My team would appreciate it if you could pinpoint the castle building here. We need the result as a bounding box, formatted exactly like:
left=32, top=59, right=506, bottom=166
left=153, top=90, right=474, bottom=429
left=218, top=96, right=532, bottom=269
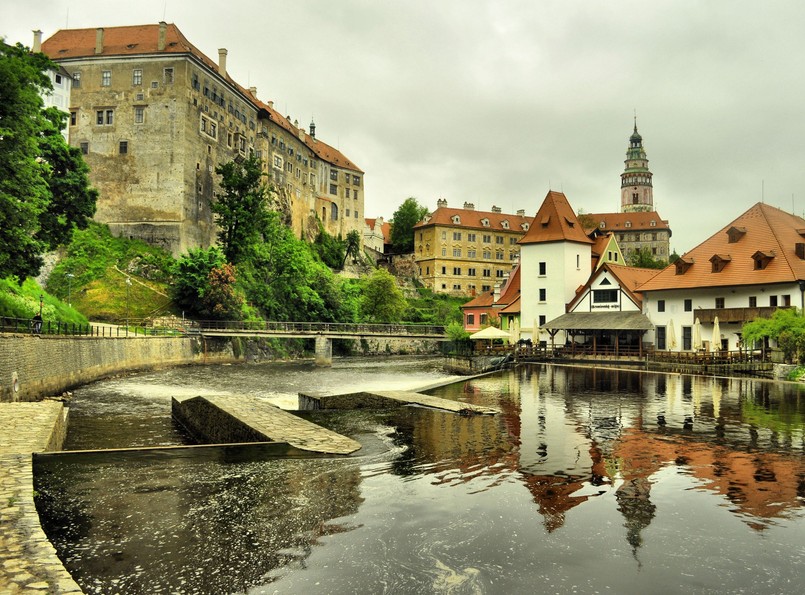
left=413, top=199, right=532, bottom=296
left=40, top=23, right=364, bottom=255
left=583, top=122, right=672, bottom=261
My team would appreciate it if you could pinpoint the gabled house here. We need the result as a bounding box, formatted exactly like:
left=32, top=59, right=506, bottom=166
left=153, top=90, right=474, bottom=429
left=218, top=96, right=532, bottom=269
left=542, top=263, right=657, bottom=354
left=638, top=202, right=805, bottom=352
left=519, top=191, right=593, bottom=344
left=461, top=265, right=520, bottom=333
left=591, top=232, right=625, bottom=270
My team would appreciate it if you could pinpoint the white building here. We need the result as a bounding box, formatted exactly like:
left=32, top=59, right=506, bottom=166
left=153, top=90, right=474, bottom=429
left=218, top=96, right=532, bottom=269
left=638, top=202, right=805, bottom=352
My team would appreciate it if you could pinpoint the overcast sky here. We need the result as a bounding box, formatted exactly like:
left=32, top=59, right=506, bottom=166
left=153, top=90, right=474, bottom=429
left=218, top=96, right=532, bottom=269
left=3, top=0, right=805, bottom=254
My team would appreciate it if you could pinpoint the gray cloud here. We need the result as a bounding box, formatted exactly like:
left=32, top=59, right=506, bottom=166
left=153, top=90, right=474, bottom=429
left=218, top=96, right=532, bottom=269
left=4, top=0, right=805, bottom=253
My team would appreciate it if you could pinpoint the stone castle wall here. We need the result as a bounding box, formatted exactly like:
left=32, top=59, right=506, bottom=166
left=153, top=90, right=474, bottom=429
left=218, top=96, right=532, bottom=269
left=0, top=335, right=237, bottom=403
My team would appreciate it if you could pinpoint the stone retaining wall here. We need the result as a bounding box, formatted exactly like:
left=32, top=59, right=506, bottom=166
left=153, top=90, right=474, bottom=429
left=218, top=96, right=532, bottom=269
left=0, top=335, right=237, bottom=403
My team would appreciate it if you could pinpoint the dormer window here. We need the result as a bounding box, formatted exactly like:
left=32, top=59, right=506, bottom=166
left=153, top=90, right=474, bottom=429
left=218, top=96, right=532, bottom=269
left=727, top=226, right=747, bottom=243
left=625, top=221, right=632, bottom=228
left=675, top=256, right=694, bottom=275
left=521, top=222, right=530, bottom=231
left=599, top=221, right=606, bottom=228
left=650, top=220, right=657, bottom=227
left=710, top=254, right=731, bottom=273
left=501, top=220, right=510, bottom=229
left=752, top=250, right=775, bottom=270
left=541, top=215, right=550, bottom=227
left=451, top=215, right=461, bottom=225
left=481, top=218, right=490, bottom=227
left=564, top=217, right=575, bottom=228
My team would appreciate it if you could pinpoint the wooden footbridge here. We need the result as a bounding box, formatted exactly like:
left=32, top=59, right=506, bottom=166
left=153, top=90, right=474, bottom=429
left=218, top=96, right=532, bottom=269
left=192, top=321, right=448, bottom=365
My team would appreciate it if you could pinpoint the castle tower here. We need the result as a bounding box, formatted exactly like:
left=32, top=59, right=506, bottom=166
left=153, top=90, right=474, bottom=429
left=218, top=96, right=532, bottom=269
left=620, top=121, right=653, bottom=213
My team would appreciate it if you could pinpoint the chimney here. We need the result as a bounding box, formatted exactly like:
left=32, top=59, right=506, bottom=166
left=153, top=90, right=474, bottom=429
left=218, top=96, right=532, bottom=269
left=463, top=202, right=475, bottom=211
left=268, top=101, right=274, bottom=109
left=309, top=119, right=316, bottom=139
left=491, top=205, right=502, bottom=213
left=248, top=86, right=257, bottom=97
left=437, top=198, right=447, bottom=208
left=516, top=209, right=525, bottom=217
left=219, top=49, right=228, bottom=77
left=158, top=21, right=167, bottom=51
left=32, top=30, right=42, bottom=53
left=95, top=28, right=104, bottom=54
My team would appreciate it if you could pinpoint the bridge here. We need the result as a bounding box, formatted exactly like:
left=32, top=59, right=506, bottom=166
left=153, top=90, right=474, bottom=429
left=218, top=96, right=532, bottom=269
left=191, top=320, right=447, bottom=365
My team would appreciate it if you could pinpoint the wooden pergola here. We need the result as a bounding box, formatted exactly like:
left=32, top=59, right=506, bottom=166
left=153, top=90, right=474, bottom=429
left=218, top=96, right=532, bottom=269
left=542, top=311, right=655, bottom=357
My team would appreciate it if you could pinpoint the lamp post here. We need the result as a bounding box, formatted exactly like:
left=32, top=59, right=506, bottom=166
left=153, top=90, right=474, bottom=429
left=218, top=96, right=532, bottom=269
left=125, top=277, right=132, bottom=334
left=66, top=273, right=74, bottom=307
left=39, top=293, right=43, bottom=317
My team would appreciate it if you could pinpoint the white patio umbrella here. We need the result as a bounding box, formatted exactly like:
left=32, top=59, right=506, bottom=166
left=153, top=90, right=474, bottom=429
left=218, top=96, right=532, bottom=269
left=693, top=318, right=703, bottom=351
left=711, top=316, right=721, bottom=352
left=470, top=326, right=512, bottom=341
left=667, top=320, right=677, bottom=350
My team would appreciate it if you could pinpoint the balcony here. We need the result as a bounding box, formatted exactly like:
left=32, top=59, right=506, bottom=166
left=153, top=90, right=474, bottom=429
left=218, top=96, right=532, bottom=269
left=694, top=306, right=791, bottom=324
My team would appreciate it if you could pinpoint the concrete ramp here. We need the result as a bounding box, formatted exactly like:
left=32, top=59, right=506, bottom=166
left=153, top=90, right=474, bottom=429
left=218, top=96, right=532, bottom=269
left=298, top=390, right=500, bottom=415
left=172, top=395, right=361, bottom=455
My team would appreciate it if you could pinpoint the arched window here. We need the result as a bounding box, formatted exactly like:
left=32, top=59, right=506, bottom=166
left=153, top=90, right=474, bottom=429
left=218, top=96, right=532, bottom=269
left=331, top=204, right=339, bottom=220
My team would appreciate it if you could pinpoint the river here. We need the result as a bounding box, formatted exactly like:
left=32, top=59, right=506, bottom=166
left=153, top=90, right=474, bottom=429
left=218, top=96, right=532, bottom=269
left=34, top=358, right=805, bottom=594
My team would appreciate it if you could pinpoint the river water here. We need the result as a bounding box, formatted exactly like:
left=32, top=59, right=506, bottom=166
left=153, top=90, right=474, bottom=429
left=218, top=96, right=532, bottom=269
left=34, top=358, right=805, bottom=594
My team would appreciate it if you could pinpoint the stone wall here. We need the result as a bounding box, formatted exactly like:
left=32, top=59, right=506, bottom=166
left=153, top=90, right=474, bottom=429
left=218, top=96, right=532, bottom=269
left=0, top=335, right=237, bottom=403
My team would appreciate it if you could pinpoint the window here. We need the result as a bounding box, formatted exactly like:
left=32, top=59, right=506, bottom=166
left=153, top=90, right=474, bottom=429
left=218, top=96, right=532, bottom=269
left=441, top=267, right=446, bottom=274
left=453, top=232, right=462, bottom=241
left=331, top=204, right=339, bottom=220
left=441, top=231, right=447, bottom=240
left=656, top=326, right=667, bottom=350
left=658, top=299, right=665, bottom=312
left=200, top=115, right=216, bottom=139
left=353, top=190, right=358, bottom=199
left=576, top=254, right=580, bottom=269
left=329, top=183, right=337, bottom=195
left=69, top=111, right=77, bottom=126
left=442, top=248, right=447, bottom=256
left=770, top=296, right=778, bottom=307
left=783, top=295, right=791, bottom=306
left=496, top=270, right=505, bottom=278
left=134, top=106, right=145, bottom=124
left=101, top=70, right=111, bottom=86
left=684, top=299, right=692, bottom=312
left=495, top=252, right=504, bottom=260
left=132, top=69, right=142, bottom=86
left=468, top=249, right=477, bottom=258
left=625, top=221, right=632, bottom=228
left=468, top=268, right=476, bottom=276
left=593, top=289, right=618, bottom=303
left=164, top=68, right=174, bottom=84
left=483, top=235, right=491, bottom=243
left=467, top=233, right=476, bottom=242
left=538, top=262, right=546, bottom=276
left=539, top=288, right=546, bottom=302
left=749, top=296, right=757, bottom=308
left=344, top=188, right=350, bottom=198
left=682, top=326, right=692, bottom=351
left=453, top=248, right=462, bottom=257
left=79, top=142, right=88, bottom=155
left=467, top=314, right=475, bottom=325
left=119, top=141, right=128, bottom=154
left=330, top=170, right=338, bottom=181
left=72, top=71, right=81, bottom=87
left=496, top=236, right=504, bottom=244
left=353, top=175, right=361, bottom=186
left=453, top=267, right=461, bottom=275
left=715, top=297, right=725, bottom=309
left=96, top=109, right=114, bottom=125
left=482, top=269, right=491, bottom=277
left=483, top=250, right=491, bottom=260
left=346, top=209, right=350, bottom=217
left=539, top=315, right=546, bottom=326
left=482, top=285, right=491, bottom=292
left=480, top=314, right=488, bottom=325
left=510, top=237, right=517, bottom=244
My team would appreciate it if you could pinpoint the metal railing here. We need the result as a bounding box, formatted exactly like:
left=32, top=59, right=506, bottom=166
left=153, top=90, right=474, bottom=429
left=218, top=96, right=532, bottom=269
left=193, top=320, right=446, bottom=336
left=0, top=317, right=185, bottom=337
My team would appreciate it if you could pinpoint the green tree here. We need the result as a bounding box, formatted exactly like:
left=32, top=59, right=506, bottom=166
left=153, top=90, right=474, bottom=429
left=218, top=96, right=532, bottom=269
left=359, top=269, right=406, bottom=322
left=171, top=247, right=227, bottom=316
left=313, top=227, right=345, bottom=269
left=202, top=263, right=244, bottom=320
left=0, top=43, right=54, bottom=278
left=390, top=197, right=428, bottom=253
left=742, top=307, right=805, bottom=363
left=343, top=230, right=362, bottom=266
left=628, top=247, right=667, bottom=269
left=36, top=107, right=98, bottom=249
left=213, top=155, right=268, bottom=264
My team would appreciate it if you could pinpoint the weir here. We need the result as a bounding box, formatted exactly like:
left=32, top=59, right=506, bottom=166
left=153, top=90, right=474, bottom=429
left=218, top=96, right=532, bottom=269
left=171, top=394, right=362, bottom=455
left=298, top=390, right=500, bottom=415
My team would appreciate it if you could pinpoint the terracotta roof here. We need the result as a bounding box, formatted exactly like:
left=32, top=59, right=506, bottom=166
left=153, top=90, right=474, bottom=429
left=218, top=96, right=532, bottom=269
left=638, top=202, right=805, bottom=291
left=497, top=265, right=521, bottom=305
left=414, top=206, right=532, bottom=231
left=381, top=222, right=391, bottom=242
left=567, top=263, right=658, bottom=312
left=591, top=233, right=612, bottom=257
left=583, top=211, right=671, bottom=233
left=519, top=191, right=593, bottom=245
left=42, top=23, right=363, bottom=173
left=499, top=295, right=521, bottom=314
left=461, top=290, right=496, bottom=309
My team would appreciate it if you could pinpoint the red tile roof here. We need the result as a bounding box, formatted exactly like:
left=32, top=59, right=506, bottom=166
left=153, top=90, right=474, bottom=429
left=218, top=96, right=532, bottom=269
left=582, top=211, right=671, bottom=233
left=568, top=263, right=658, bottom=311
left=498, top=265, right=521, bottom=305
left=415, top=206, right=532, bottom=231
left=461, top=290, right=496, bottom=309
left=499, top=295, right=521, bottom=314
left=638, top=202, right=805, bottom=291
left=519, top=191, right=593, bottom=245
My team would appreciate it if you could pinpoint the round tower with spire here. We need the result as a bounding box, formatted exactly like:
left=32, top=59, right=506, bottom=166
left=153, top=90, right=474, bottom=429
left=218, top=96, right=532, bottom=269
left=620, top=119, right=654, bottom=213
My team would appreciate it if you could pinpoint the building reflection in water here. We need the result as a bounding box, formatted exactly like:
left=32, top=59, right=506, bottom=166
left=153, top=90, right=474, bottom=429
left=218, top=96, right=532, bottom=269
left=424, top=365, right=805, bottom=546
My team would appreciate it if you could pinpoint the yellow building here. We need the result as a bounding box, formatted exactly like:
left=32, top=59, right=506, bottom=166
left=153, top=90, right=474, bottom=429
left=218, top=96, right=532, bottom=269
left=414, top=200, right=532, bottom=295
